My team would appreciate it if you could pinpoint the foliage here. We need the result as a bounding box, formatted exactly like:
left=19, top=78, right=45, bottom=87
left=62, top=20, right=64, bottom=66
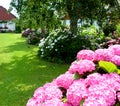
left=22, top=29, right=46, bottom=45
left=100, top=24, right=120, bottom=48
left=116, top=24, right=120, bottom=36
left=0, top=33, right=69, bottom=106
left=10, top=0, right=62, bottom=31
left=78, top=25, right=98, bottom=36
left=27, top=44, right=120, bottom=106
left=98, top=60, right=118, bottom=73
left=26, top=33, right=40, bottom=45
left=38, top=29, right=102, bottom=63
left=15, top=25, right=22, bottom=33
left=103, top=23, right=117, bottom=36
left=12, top=19, right=22, bottom=33
left=10, top=0, right=120, bottom=34
left=26, top=31, right=42, bottom=45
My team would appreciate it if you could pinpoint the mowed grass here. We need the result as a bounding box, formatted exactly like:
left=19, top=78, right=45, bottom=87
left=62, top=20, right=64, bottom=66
left=0, top=33, right=69, bottom=106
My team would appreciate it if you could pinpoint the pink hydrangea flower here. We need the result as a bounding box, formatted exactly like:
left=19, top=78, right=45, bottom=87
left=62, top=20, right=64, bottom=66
left=69, top=60, right=95, bottom=75
left=107, top=73, right=120, bottom=83
left=27, top=82, right=63, bottom=106
left=67, top=79, right=88, bottom=106
left=42, top=98, right=63, bottom=106
left=76, top=50, right=95, bottom=61
left=87, top=83, right=116, bottom=106
left=55, top=72, right=74, bottom=89
left=32, top=87, right=46, bottom=104
left=26, top=97, right=42, bottom=106
left=109, top=44, right=120, bottom=56
left=43, top=98, right=73, bottom=106
left=102, top=74, right=120, bottom=91
left=111, top=55, right=120, bottom=66
left=42, top=83, right=63, bottom=100
left=83, top=96, right=109, bottom=106
left=85, top=73, right=102, bottom=85
left=84, top=73, right=120, bottom=105
left=94, top=48, right=114, bottom=62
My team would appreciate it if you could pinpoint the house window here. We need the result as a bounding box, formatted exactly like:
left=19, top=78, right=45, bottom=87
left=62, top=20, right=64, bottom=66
left=4, top=23, right=8, bottom=29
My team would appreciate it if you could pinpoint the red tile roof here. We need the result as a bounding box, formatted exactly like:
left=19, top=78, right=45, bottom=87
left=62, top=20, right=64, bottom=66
left=0, top=6, right=16, bottom=21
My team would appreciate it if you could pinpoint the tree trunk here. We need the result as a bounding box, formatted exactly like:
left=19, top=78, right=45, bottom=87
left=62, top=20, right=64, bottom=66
left=66, top=0, right=79, bottom=35
left=70, top=16, right=78, bottom=35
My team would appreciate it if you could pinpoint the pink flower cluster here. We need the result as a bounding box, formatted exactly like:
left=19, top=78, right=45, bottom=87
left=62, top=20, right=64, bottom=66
left=76, top=44, right=120, bottom=66
left=27, top=73, right=120, bottom=106
left=109, top=45, right=120, bottom=66
left=26, top=82, right=63, bottom=106
left=67, top=79, right=88, bottom=106
left=68, top=60, right=95, bottom=75
left=55, top=72, right=74, bottom=89
left=77, top=50, right=95, bottom=61
left=66, top=73, right=120, bottom=106
left=26, top=44, right=120, bottom=106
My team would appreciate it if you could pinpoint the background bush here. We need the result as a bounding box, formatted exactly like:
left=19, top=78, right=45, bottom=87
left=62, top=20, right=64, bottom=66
left=116, top=24, right=120, bottom=36
left=103, top=23, right=116, bottom=36
left=26, top=32, right=41, bottom=45
left=22, top=29, right=44, bottom=45
left=38, top=29, right=102, bottom=63
left=21, top=28, right=34, bottom=37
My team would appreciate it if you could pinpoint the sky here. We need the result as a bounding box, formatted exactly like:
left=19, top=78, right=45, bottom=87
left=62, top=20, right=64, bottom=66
left=0, top=0, right=17, bottom=16
left=0, top=0, right=12, bottom=9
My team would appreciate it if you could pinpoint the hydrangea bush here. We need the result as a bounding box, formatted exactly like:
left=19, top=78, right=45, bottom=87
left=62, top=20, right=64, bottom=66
left=22, top=28, right=34, bottom=37
left=27, top=44, right=120, bottom=106
left=101, top=37, right=120, bottom=48
left=38, top=29, right=101, bottom=63
left=22, top=28, right=44, bottom=45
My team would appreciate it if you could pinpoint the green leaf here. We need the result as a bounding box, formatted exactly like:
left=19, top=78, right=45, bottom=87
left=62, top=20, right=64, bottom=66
left=98, top=60, right=117, bottom=73
left=62, top=97, right=67, bottom=103
left=80, top=99, right=85, bottom=106
left=115, top=102, right=120, bottom=106
left=116, top=69, right=120, bottom=74
left=73, top=72, right=81, bottom=80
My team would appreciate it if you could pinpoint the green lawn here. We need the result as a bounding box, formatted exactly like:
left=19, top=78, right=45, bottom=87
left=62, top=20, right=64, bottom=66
left=0, top=33, right=69, bottom=106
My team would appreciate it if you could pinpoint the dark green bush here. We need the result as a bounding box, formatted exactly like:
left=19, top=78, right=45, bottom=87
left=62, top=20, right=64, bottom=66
left=38, top=29, right=101, bottom=63
left=15, top=25, right=21, bottom=33
left=26, top=31, right=41, bottom=45
left=103, top=23, right=116, bottom=36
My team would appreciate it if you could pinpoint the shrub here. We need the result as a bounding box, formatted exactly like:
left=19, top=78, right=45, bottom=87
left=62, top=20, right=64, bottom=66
left=26, top=31, right=41, bottom=45
left=78, top=25, right=98, bottom=36
left=100, top=36, right=120, bottom=48
left=22, top=29, right=45, bottom=45
left=116, top=24, right=120, bottom=36
left=38, top=29, right=101, bottom=63
left=15, top=25, right=21, bottom=33
left=27, top=44, right=120, bottom=106
left=103, top=23, right=116, bottom=36
left=21, top=28, right=34, bottom=37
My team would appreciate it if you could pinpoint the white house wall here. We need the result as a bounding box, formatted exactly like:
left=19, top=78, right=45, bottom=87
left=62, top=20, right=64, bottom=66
left=0, top=21, right=15, bottom=31
left=7, top=21, right=15, bottom=31
left=0, top=22, right=5, bottom=28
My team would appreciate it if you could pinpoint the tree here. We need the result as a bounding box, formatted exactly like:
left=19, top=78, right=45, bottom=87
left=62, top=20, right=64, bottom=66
left=96, top=0, right=120, bottom=29
left=10, top=0, right=120, bottom=34
left=10, top=0, right=62, bottom=31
